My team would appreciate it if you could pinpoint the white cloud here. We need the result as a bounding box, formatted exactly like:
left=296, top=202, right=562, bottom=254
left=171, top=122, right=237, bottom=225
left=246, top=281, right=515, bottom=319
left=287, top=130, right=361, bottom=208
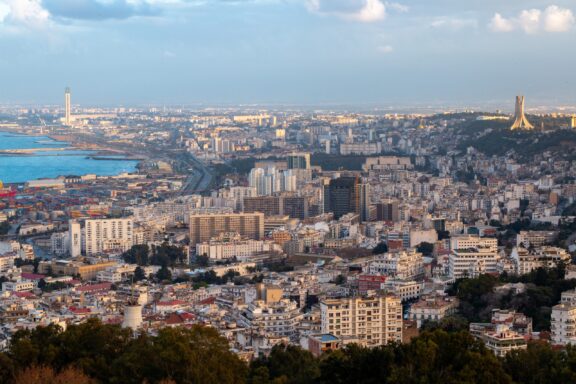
left=0, top=3, right=10, bottom=22
left=1, top=0, right=50, bottom=27
left=377, top=44, right=393, bottom=53
left=517, top=9, right=541, bottom=34
left=544, top=5, right=575, bottom=32
left=306, top=0, right=387, bottom=23
left=354, top=0, right=385, bottom=22
left=385, top=2, right=407, bottom=13
left=489, top=5, right=574, bottom=34
left=488, top=13, right=514, bottom=32
left=430, top=17, right=477, bottom=30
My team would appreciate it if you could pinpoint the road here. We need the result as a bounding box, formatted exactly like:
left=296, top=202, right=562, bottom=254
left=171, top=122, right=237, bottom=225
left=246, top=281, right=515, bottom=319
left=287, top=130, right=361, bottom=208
left=64, top=131, right=214, bottom=196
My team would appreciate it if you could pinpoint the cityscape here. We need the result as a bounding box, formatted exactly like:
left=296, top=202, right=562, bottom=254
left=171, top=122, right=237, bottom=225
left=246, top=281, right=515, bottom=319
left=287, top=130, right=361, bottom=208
left=1, top=1, right=576, bottom=383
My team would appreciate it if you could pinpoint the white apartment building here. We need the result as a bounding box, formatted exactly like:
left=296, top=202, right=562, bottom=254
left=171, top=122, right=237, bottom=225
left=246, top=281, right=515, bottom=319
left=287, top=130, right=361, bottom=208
left=0, top=253, right=17, bottom=275
left=196, top=233, right=281, bottom=261
left=551, top=304, right=576, bottom=346
left=50, top=232, right=69, bottom=256
left=85, top=218, right=134, bottom=256
left=409, top=295, right=459, bottom=328
left=248, top=167, right=297, bottom=196
left=516, top=231, right=557, bottom=248
left=96, top=264, right=141, bottom=283
left=469, top=309, right=532, bottom=356
left=367, top=250, right=424, bottom=280
left=561, top=289, right=576, bottom=304
left=238, top=299, right=304, bottom=339
left=477, top=325, right=528, bottom=357
left=340, top=142, right=382, bottom=156
left=2, top=280, right=35, bottom=292
left=383, top=279, right=423, bottom=301
left=69, top=220, right=83, bottom=257
left=449, top=236, right=499, bottom=279
left=511, top=246, right=571, bottom=275
left=320, top=294, right=403, bottom=347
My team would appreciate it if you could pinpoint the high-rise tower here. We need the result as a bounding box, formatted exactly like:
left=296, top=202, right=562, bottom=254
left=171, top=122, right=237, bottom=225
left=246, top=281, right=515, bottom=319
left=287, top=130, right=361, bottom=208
left=510, top=95, right=534, bottom=130
left=324, top=176, right=370, bottom=221
left=64, top=87, right=71, bottom=126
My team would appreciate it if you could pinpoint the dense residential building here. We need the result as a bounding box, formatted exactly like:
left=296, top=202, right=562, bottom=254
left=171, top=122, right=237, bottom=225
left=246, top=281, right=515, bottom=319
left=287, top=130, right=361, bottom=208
left=324, top=176, right=370, bottom=221
left=409, top=295, right=459, bottom=328
left=189, top=212, right=265, bottom=245
left=511, top=246, right=571, bottom=275
left=367, top=250, right=424, bottom=280
left=287, top=153, right=311, bottom=170
left=243, top=195, right=310, bottom=219
left=516, top=231, right=557, bottom=248
left=376, top=200, right=399, bottom=222
left=320, top=294, right=403, bottom=347
left=85, top=218, right=134, bottom=256
left=448, top=236, right=499, bottom=279
left=362, top=156, right=413, bottom=172
left=470, top=309, right=532, bottom=356
left=238, top=299, right=303, bottom=340
left=196, top=232, right=281, bottom=260
left=551, top=304, right=576, bottom=346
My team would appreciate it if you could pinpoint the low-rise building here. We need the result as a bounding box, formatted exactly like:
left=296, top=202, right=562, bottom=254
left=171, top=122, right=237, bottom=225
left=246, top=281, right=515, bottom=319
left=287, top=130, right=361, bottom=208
left=409, top=295, right=459, bottom=328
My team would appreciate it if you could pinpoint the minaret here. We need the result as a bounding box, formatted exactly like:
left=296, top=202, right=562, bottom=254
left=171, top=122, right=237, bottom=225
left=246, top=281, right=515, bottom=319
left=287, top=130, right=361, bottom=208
left=510, top=95, right=534, bottom=130
left=64, top=87, right=72, bottom=126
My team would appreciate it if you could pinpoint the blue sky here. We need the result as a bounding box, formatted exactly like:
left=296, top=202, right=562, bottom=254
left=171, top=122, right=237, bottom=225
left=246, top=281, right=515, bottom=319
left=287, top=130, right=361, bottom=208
left=0, top=0, right=575, bottom=107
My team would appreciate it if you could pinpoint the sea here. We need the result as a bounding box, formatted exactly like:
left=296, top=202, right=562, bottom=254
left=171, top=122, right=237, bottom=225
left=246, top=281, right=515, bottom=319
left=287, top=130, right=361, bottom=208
left=0, top=131, right=139, bottom=183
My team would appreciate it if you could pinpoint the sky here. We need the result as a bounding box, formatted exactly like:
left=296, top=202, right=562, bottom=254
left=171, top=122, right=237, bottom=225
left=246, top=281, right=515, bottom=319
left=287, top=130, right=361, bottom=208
left=0, top=0, right=575, bottom=107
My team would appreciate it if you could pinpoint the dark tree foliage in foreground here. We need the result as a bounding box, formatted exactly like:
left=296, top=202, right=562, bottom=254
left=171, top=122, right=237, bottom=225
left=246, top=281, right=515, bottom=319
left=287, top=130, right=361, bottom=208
left=249, top=330, right=511, bottom=384
left=0, top=319, right=247, bottom=384
left=3, top=320, right=576, bottom=383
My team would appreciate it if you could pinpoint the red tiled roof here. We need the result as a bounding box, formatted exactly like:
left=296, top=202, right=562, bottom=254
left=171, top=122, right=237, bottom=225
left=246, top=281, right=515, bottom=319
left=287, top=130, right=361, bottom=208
left=198, top=297, right=216, bottom=305
left=21, top=273, right=46, bottom=280
left=68, top=306, right=91, bottom=314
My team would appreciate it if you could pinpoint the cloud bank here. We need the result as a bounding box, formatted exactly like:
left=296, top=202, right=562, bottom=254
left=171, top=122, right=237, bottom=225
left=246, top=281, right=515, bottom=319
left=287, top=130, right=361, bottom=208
left=306, top=0, right=387, bottom=23
left=489, top=5, right=575, bottom=34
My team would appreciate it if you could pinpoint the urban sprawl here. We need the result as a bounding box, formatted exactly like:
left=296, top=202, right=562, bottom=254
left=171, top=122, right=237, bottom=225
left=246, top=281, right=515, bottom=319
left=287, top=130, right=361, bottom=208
left=1, top=93, right=576, bottom=362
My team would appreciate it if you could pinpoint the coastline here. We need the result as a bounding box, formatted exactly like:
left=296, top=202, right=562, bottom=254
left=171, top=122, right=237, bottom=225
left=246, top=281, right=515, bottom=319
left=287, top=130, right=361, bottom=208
left=0, top=130, right=143, bottom=184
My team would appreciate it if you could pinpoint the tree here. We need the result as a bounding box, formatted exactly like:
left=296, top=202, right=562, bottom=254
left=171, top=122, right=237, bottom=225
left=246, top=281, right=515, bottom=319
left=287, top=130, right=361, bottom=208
left=250, top=344, right=320, bottom=384
left=196, top=254, right=210, bottom=267
left=503, top=342, right=576, bottom=384
left=372, top=242, right=388, bottom=255
left=122, top=245, right=150, bottom=266
left=12, top=365, right=95, bottom=384
left=5, top=319, right=248, bottom=384
left=156, top=265, right=172, bottom=281
left=151, top=243, right=187, bottom=267
left=332, top=275, right=346, bottom=285
left=133, top=266, right=146, bottom=282
left=416, top=242, right=434, bottom=256
left=113, top=326, right=248, bottom=384
left=437, top=230, right=451, bottom=240
left=0, top=221, right=10, bottom=235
